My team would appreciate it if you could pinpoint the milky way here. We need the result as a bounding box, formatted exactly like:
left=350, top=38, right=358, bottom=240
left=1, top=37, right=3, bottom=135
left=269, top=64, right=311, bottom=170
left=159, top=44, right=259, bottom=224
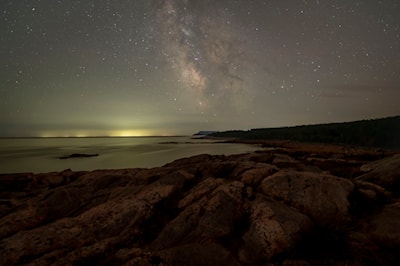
left=154, top=0, right=256, bottom=114
left=1, top=0, right=399, bottom=136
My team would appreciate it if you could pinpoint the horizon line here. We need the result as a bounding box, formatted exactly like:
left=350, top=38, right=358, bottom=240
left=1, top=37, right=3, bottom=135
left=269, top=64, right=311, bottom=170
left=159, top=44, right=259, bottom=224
left=1, top=115, right=398, bottom=139
left=0, top=135, right=191, bottom=139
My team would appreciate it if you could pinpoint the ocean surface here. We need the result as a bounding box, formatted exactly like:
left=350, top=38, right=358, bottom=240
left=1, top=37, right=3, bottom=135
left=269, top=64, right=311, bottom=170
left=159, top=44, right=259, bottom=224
left=0, top=136, right=261, bottom=174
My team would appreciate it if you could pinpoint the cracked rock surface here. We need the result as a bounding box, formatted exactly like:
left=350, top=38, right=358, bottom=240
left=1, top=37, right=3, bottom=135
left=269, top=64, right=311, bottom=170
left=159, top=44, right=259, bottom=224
left=1, top=147, right=400, bottom=265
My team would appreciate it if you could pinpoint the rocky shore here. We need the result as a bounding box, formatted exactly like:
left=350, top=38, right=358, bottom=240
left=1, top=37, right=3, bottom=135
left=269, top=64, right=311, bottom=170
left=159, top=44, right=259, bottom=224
left=1, top=144, right=400, bottom=265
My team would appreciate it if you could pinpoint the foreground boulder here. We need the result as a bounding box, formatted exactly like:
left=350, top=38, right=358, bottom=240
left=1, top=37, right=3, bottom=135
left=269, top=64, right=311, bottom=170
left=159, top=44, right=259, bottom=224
left=371, top=201, right=400, bottom=248
left=356, top=154, right=400, bottom=195
left=0, top=147, right=399, bottom=265
left=260, top=170, right=354, bottom=225
left=238, top=196, right=313, bottom=264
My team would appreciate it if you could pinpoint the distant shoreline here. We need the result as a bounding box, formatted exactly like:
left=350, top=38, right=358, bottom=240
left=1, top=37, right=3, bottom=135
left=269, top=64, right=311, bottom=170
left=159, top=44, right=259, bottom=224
left=209, top=115, right=400, bottom=150
left=0, top=136, right=260, bottom=174
left=0, top=135, right=189, bottom=139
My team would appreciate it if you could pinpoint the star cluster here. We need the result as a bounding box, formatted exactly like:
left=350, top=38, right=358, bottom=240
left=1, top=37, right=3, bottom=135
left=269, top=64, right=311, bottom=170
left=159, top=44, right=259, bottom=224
left=1, top=0, right=399, bottom=136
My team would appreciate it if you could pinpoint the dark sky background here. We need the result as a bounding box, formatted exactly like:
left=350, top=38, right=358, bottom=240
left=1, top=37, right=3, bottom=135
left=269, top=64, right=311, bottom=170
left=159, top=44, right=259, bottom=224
left=1, top=0, right=400, bottom=137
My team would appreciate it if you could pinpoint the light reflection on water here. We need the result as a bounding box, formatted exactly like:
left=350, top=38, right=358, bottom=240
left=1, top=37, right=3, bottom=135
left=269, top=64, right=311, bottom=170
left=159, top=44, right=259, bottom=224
left=0, top=137, right=260, bottom=174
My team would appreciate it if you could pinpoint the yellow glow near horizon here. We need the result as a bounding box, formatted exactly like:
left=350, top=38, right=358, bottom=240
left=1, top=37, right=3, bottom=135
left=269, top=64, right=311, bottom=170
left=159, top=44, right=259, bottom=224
left=38, top=129, right=167, bottom=137
left=39, top=132, right=92, bottom=138
left=108, top=129, right=155, bottom=137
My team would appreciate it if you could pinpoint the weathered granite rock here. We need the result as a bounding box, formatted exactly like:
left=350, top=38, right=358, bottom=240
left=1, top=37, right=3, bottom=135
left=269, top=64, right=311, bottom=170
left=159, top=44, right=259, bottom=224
left=306, top=157, right=364, bottom=178
left=346, top=200, right=400, bottom=265
left=152, top=181, right=244, bottom=250
left=239, top=163, right=279, bottom=187
left=238, top=195, right=313, bottom=264
left=0, top=147, right=399, bottom=265
left=281, top=259, right=311, bottom=266
left=177, top=177, right=225, bottom=209
left=259, top=170, right=354, bottom=225
left=370, top=201, right=400, bottom=248
left=356, top=154, right=400, bottom=195
left=157, top=242, right=239, bottom=266
left=354, top=180, right=391, bottom=203
left=272, top=153, right=303, bottom=169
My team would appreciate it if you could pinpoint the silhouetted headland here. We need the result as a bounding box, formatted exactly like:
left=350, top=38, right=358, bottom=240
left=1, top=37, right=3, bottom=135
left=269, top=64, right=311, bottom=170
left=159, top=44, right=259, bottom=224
left=193, top=130, right=219, bottom=136
left=211, top=115, right=400, bottom=149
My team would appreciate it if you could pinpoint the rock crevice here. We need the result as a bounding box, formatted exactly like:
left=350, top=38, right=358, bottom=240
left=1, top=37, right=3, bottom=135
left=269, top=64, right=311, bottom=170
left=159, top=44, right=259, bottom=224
left=1, top=148, right=400, bottom=265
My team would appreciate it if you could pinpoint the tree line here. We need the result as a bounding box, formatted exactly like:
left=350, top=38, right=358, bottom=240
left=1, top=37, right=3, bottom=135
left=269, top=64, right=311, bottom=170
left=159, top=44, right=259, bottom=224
left=212, top=116, right=400, bottom=149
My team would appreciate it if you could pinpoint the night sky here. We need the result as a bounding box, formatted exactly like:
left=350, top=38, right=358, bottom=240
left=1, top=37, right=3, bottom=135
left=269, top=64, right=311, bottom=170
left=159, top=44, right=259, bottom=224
left=1, top=0, right=400, bottom=137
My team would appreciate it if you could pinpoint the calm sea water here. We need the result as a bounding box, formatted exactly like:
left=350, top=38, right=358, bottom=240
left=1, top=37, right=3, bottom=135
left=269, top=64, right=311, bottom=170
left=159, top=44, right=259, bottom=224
left=0, top=137, right=260, bottom=174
